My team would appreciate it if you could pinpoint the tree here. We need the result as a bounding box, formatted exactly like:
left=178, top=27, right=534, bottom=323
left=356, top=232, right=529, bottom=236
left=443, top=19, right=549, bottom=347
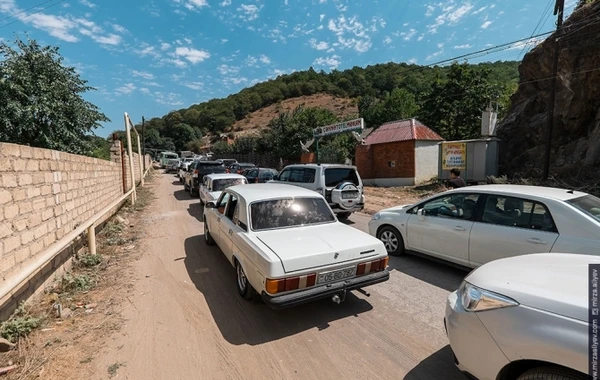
left=212, top=140, right=232, bottom=154
left=358, top=88, right=419, bottom=129
left=418, top=62, right=500, bottom=140
left=169, top=123, right=198, bottom=151
left=0, top=37, right=109, bottom=154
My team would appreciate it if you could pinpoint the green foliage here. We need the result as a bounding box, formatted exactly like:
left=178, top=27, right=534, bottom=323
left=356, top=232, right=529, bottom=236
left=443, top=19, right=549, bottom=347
left=60, top=272, right=94, bottom=292
left=212, top=140, right=233, bottom=154
left=78, top=253, right=103, bottom=268
left=0, top=302, right=42, bottom=342
left=359, top=88, right=420, bottom=129
left=418, top=62, right=507, bottom=140
left=87, top=135, right=111, bottom=160
left=0, top=37, right=109, bottom=155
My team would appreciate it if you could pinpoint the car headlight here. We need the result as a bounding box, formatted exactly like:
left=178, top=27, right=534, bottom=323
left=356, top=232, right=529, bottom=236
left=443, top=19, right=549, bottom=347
left=459, top=281, right=519, bottom=312
left=371, top=213, right=381, bottom=221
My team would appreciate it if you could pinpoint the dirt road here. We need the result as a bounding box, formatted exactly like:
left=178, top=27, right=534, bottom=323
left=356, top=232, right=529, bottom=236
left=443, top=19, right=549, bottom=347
left=93, top=174, right=469, bottom=380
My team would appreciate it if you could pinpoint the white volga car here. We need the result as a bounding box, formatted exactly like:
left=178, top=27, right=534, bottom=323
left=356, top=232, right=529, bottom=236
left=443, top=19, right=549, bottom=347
left=178, top=158, right=195, bottom=182
left=446, top=253, right=594, bottom=380
left=203, top=184, right=390, bottom=309
left=368, top=184, right=600, bottom=268
left=199, top=173, right=247, bottom=206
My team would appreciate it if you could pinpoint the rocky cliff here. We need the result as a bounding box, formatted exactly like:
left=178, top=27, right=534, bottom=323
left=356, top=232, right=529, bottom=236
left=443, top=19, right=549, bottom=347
left=496, top=1, right=600, bottom=175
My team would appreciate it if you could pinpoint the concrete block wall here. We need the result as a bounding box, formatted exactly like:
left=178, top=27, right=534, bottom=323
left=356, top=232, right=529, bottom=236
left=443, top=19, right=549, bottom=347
left=0, top=143, right=123, bottom=281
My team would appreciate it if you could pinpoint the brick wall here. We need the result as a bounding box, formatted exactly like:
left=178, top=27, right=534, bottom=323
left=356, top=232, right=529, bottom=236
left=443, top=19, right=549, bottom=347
left=355, top=141, right=416, bottom=179
left=0, top=143, right=124, bottom=280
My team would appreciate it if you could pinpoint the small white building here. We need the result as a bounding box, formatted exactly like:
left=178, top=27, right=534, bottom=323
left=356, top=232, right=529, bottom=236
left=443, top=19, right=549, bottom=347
left=355, top=118, right=444, bottom=186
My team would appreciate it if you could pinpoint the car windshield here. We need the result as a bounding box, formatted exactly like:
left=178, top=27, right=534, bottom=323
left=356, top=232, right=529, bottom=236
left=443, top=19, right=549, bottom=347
left=212, top=178, right=246, bottom=191
left=567, top=195, right=600, bottom=221
left=324, top=168, right=359, bottom=187
left=251, top=197, right=335, bottom=231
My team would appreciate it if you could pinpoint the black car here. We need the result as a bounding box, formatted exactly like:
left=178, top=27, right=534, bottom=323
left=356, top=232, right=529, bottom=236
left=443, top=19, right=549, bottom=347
left=227, top=162, right=256, bottom=174
left=243, top=168, right=279, bottom=183
left=184, top=160, right=226, bottom=196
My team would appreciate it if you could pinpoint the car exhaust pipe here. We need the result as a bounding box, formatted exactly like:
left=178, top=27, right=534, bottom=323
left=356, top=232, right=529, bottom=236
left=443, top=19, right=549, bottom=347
left=331, top=295, right=341, bottom=304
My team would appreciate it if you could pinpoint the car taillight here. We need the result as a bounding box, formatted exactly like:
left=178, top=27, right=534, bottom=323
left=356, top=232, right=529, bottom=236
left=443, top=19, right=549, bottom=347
left=265, top=273, right=316, bottom=294
left=356, top=257, right=389, bottom=276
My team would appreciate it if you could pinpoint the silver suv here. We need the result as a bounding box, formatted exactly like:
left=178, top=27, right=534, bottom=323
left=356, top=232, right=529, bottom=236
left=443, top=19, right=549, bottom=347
left=269, top=163, right=364, bottom=218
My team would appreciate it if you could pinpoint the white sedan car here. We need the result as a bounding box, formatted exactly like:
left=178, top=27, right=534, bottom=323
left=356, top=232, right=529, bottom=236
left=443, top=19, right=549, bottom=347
left=368, top=184, right=600, bottom=268
left=199, top=173, right=247, bottom=206
left=445, top=253, right=593, bottom=380
left=203, top=184, right=390, bottom=309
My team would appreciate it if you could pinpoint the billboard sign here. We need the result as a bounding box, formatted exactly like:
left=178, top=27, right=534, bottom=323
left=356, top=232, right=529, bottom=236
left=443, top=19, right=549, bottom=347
left=313, top=118, right=364, bottom=138
left=441, top=142, right=467, bottom=170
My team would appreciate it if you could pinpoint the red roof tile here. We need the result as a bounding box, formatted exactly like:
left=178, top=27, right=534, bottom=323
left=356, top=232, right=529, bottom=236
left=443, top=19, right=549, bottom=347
left=363, top=119, right=444, bottom=145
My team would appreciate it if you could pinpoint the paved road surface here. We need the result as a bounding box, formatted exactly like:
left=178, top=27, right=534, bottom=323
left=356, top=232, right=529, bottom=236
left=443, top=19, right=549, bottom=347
left=95, top=173, right=470, bottom=380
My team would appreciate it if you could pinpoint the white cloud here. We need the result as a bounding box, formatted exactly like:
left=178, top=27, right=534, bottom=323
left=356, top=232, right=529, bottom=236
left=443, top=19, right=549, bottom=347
left=309, top=38, right=330, bottom=50
left=174, top=0, right=208, bottom=10
left=401, top=28, right=417, bottom=41
left=154, top=92, right=184, bottom=106
left=259, top=54, right=271, bottom=64
left=161, top=42, right=171, bottom=50
left=319, top=0, right=326, bottom=2
left=115, top=83, right=136, bottom=95
left=238, top=4, right=261, bottom=21
left=313, top=55, right=341, bottom=70
left=132, top=70, right=155, bottom=80
left=221, top=0, right=231, bottom=5
left=481, top=20, right=492, bottom=29
left=408, top=58, right=418, bottom=64
left=417, top=34, right=424, bottom=41
left=426, top=2, right=475, bottom=33
left=327, top=15, right=376, bottom=53
left=454, top=44, right=473, bottom=49
left=246, top=55, right=258, bottom=66
left=437, top=42, right=444, bottom=48
left=425, top=5, right=435, bottom=16
left=218, top=64, right=240, bottom=75
left=221, top=38, right=228, bottom=43
left=79, top=0, right=96, bottom=8
left=144, top=81, right=162, bottom=87
left=174, top=46, right=210, bottom=63
left=136, top=43, right=161, bottom=58
left=426, top=49, right=444, bottom=61
left=383, top=36, right=392, bottom=45
left=184, top=37, right=192, bottom=44
left=320, top=14, right=325, bottom=22
left=140, top=88, right=150, bottom=94
left=472, top=6, right=487, bottom=15
left=184, top=82, right=203, bottom=90
left=508, top=36, right=545, bottom=50
left=111, top=23, right=126, bottom=33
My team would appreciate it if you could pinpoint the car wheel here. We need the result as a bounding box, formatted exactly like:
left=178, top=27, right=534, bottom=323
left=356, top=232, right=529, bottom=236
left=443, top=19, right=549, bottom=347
left=199, top=197, right=204, bottom=206
left=204, top=218, right=215, bottom=246
left=236, top=260, right=255, bottom=300
left=190, top=185, right=197, bottom=197
left=516, top=366, right=587, bottom=380
left=377, top=226, right=405, bottom=256
left=337, top=212, right=351, bottom=219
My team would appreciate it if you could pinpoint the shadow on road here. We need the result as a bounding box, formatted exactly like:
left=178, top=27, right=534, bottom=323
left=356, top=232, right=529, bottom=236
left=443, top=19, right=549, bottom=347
left=183, top=235, right=374, bottom=346
left=172, top=180, right=182, bottom=185
left=338, top=218, right=355, bottom=225
left=173, top=189, right=191, bottom=201
left=404, top=345, right=464, bottom=380
left=387, top=254, right=467, bottom=292
left=187, top=202, right=204, bottom=222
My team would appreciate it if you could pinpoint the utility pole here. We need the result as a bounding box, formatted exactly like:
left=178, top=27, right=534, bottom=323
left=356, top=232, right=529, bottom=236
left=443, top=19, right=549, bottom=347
left=141, top=116, right=146, bottom=170
left=542, top=0, right=565, bottom=179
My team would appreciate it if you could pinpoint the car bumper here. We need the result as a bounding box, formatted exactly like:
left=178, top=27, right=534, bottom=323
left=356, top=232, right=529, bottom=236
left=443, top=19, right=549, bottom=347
left=331, top=202, right=364, bottom=213
left=445, top=291, right=509, bottom=380
left=261, top=270, right=389, bottom=310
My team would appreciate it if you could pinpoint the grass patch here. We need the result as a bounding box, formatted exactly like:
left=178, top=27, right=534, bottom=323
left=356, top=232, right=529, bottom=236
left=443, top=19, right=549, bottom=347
left=59, top=273, right=95, bottom=293
left=77, top=253, right=103, bottom=268
left=0, top=302, right=43, bottom=343
left=108, top=362, right=125, bottom=377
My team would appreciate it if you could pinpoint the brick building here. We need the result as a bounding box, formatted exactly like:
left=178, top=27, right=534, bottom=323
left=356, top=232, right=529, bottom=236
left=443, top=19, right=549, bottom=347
left=355, top=118, right=444, bottom=186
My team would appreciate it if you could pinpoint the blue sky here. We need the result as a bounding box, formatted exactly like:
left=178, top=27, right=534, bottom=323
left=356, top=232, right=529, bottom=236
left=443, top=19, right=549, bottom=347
left=0, top=0, right=577, bottom=137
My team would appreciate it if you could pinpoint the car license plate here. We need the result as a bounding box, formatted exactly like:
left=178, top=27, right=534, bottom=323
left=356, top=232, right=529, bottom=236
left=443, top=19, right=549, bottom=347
left=317, top=266, right=356, bottom=284
left=342, top=192, right=359, bottom=199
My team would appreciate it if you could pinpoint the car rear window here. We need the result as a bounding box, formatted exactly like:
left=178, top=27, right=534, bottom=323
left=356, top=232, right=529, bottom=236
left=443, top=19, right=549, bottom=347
left=567, top=195, right=600, bottom=221
left=324, top=168, right=359, bottom=187
left=250, top=197, right=335, bottom=231
left=212, top=178, right=247, bottom=191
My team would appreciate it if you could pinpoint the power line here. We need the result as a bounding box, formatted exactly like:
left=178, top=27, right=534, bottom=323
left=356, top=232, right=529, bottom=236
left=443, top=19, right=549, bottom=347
left=0, top=0, right=59, bottom=24
left=0, top=0, right=68, bottom=29
left=519, top=0, right=554, bottom=59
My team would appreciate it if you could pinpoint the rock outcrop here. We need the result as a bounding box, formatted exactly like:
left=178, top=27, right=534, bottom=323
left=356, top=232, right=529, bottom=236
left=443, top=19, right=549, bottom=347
left=496, top=1, right=600, bottom=174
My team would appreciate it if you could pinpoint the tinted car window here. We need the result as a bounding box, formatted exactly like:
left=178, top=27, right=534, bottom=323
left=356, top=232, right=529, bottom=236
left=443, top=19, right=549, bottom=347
left=259, top=169, right=277, bottom=180
left=251, top=197, right=335, bottom=231
left=481, top=195, right=557, bottom=232
left=324, top=168, right=359, bottom=187
left=567, top=195, right=600, bottom=221
left=419, top=193, right=480, bottom=220
left=212, top=178, right=247, bottom=191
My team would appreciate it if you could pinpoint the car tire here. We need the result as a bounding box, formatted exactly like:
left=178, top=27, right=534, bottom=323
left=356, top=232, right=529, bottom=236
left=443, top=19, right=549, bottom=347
left=337, top=212, right=351, bottom=219
left=190, top=185, right=197, bottom=197
left=204, top=218, right=215, bottom=246
left=516, top=366, right=587, bottom=380
left=377, top=226, right=405, bottom=256
left=199, top=197, right=204, bottom=206
left=236, top=260, right=255, bottom=300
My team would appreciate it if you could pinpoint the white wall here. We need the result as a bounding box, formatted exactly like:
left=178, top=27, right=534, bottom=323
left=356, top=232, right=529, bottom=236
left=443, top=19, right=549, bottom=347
left=414, top=140, right=440, bottom=184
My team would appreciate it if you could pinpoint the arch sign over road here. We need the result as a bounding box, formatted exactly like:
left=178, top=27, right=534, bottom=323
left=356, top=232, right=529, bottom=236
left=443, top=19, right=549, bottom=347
left=313, top=118, right=364, bottom=138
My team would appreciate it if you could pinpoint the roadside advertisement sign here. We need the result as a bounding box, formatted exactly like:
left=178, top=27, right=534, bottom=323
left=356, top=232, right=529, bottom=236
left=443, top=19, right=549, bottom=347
left=442, top=142, right=467, bottom=170
left=313, top=118, right=364, bottom=138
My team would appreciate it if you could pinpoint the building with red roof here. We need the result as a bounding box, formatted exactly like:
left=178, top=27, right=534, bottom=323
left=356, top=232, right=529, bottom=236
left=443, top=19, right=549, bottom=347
left=355, top=118, right=444, bottom=186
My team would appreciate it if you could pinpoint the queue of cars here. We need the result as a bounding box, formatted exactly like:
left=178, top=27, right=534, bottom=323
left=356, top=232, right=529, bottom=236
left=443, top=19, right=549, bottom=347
left=166, top=158, right=600, bottom=380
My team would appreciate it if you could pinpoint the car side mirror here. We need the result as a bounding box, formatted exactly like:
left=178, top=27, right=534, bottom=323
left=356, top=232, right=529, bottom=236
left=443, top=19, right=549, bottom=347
left=272, top=175, right=279, bottom=181
left=417, top=209, right=426, bottom=218
left=205, top=201, right=216, bottom=209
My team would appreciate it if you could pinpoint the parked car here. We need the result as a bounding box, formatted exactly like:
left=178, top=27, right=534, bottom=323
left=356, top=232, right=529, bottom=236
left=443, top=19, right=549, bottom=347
left=183, top=160, right=226, bottom=196
left=368, top=184, right=600, bottom=268
left=199, top=173, right=248, bottom=206
left=269, top=163, right=364, bottom=219
left=243, top=167, right=279, bottom=183
left=178, top=158, right=195, bottom=181
left=445, top=252, right=593, bottom=380
left=227, top=162, right=256, bottom=174
left=202, top=184, right=389, bottom=309
left=216, top=158, right=238, bottom=167
left=165, top=159, right=180, bottom=173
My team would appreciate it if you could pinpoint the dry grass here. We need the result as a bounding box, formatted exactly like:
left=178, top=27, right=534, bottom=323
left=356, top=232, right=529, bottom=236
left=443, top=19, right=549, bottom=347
left=0, top=173, right=156, bottom=380
left=229, top=94, right=358, bottom=137
left=363, top=182, right=447, bottom=215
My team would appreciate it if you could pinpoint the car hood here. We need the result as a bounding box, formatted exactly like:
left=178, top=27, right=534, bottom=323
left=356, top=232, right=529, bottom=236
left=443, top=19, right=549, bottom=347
left=255, top=223, right=386, bottom=273
left=465, top=253, right=600, bottom=322
left=382, top=204, right=413, bottom=212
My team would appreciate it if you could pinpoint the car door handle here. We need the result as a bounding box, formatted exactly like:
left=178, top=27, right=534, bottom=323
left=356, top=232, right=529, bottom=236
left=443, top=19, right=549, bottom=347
left=527, top=237, right=547, bottom=244
left=453, top=226, right=466, bottom=231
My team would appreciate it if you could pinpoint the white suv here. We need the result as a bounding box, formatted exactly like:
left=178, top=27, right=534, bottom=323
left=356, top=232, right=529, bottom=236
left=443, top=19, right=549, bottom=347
left=269, top=163, right=365, bottom=218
